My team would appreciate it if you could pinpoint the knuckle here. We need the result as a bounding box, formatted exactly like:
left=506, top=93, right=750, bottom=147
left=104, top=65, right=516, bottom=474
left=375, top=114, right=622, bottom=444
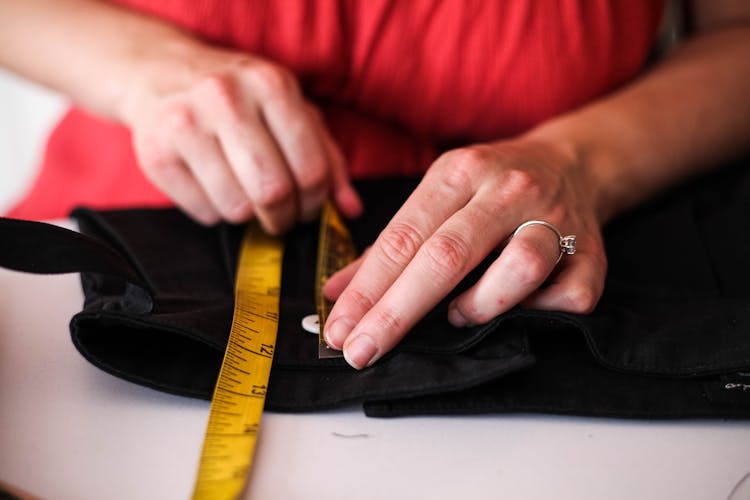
left=196, top=75, right=239, bottom=116
left=378, top=222, right=425, bottom=268
left=152, top=158, right=178, bottom=177
left=347, top=288, right=376, bottom=313
left=563, top=284, right=598, bottom=314
left=296, top=159, right=328, bottom=192
left=144, top=157, right=180, bottom=184
left=162, top=103, right=196, bottom=138
left=133, top=138, right=169, bottom=175
left=255, top=177, right=293, bottom=208
left=135, top=142, right=180, bottom=182
left=436, top=147, right=489, bottom=191
left=424, top=232, right=470, bottom=280
left=190, top=203, right=221, bottom=225
left=220, top=198, right=253, bottom=223
left=372, top=307, right=403, bottom=334
left=251, top=64, right=298, bottom=99
left=501, top=168, right=541, bottom=200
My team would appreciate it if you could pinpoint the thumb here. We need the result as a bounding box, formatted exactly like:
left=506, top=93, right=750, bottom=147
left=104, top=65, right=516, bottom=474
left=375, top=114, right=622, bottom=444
left=322, top=248, right=369, bottom=300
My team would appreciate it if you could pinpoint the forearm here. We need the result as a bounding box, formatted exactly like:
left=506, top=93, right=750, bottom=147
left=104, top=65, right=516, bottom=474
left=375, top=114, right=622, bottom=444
left=527, top=25, right=750, bottom=223
left=0, top=0, right=198, bottom=120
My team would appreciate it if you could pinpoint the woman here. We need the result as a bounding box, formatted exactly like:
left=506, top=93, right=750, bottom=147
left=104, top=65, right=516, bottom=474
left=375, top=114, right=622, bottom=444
left=1, top=0, right=749, bottom=370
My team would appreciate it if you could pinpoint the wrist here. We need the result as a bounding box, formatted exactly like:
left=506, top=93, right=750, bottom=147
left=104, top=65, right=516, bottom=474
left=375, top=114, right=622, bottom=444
left=522, top=117, right=631, bottom=225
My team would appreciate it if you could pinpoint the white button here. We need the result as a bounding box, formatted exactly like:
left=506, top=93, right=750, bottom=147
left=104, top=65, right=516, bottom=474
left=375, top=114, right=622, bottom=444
left=301, top=314, right=320, bottom=334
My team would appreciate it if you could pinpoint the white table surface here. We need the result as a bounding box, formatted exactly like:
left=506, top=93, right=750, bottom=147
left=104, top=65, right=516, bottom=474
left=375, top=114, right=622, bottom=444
left=1, top=245, right=750, bottom=500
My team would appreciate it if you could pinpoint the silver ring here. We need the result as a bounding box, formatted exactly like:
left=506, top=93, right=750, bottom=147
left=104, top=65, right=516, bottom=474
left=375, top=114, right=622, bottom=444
left=513, top=220, right=576, bottom=258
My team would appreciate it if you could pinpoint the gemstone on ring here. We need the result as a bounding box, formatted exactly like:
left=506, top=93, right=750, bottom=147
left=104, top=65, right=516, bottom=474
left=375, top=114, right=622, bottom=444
left=512, top=220, right=577, bottom=260
left=560, top=235, right=576, bottom=255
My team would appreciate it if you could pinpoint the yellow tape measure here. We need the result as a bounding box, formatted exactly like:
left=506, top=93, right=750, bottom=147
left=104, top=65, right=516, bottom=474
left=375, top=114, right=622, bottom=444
left=191, top=204, right=356, bottom=498
left=192, top=221, right=283, bottom=500
left=315, top=201, right=357, bottom=358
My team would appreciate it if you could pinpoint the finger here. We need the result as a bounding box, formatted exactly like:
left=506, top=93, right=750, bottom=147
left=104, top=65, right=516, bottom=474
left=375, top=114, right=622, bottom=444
left=146, top=159, right=220, bottom=225
left=322, top=163, right=478, bottom=351
left=521, top=251, right=605, bottom=314
left=176, top=131, right=253, bottom=223
left=191, top=75, right=297, bottom=234
left=214, top=115, right=296, bottom=235
left=447, top=224, right=562, bottom=327
left=339, top=199, right=510, bottom=369
left=261, top=98, right=331, bottom=222
left=313, top=109, right=363, bottom=219
left=322, top=249, right=368, bottom=301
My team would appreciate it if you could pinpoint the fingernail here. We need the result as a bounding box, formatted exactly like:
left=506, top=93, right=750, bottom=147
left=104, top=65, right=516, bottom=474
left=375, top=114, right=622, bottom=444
left=448, top=303, right=469, bottom=327
left=324, top=316, right=354, bottom=349
left=343, top=334, right=378, bottom=370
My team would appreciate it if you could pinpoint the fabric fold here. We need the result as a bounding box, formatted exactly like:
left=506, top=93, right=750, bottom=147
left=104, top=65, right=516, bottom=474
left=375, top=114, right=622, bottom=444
left=1, top=162, right=749, bottom=418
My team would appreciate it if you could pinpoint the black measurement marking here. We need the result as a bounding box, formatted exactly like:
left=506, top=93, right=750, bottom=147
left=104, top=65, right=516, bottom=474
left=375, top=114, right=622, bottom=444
left=225, top=351, right=244, bottom=362
left=225, top=365, right=250, bottom=376
left=226, top=346, right=248, bottom=362
left=228, top=341, right=273, bottom=359
left=241, top=310, right=280, bottom=322
left=236, top=305, right=258, bottom=314
left=212, top=395, right=236, bottom=403
left=234, top=323, right=260, bottom=334
left=216, top=386, right=264, bottom=399
left=212, top=401, right=237, bottom=410
left=221, top=375, right=243, bottom=386
left=213, top=410, right=242, bottom=417
left=207, top=421, right=231, bottom=428
left=232, top=331, right=255, bottom=344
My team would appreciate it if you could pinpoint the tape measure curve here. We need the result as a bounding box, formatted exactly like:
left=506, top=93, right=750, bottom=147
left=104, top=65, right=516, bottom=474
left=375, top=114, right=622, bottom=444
left=192, top=221, right=283, bottom=500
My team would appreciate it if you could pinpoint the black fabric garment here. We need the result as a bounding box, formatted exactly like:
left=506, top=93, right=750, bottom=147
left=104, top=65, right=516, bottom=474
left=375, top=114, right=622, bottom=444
left=1, top=162, right=750, bottom=419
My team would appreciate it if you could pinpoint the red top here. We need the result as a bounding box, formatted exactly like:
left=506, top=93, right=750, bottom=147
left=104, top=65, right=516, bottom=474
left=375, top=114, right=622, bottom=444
left=8, top=0, right=664, bottom=219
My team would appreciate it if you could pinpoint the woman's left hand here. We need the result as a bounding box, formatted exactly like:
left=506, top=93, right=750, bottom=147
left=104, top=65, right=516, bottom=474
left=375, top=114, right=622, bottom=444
left=322, top=137, right=608, bottom=369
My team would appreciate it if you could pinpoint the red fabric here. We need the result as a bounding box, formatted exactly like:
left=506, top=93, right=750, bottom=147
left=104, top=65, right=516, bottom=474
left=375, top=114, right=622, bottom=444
left=9, top=0, right=664, bottom=219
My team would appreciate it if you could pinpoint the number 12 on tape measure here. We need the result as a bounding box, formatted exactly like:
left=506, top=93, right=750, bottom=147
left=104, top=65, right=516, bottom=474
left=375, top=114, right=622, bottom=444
left=192, top=222, right=283, bottom=500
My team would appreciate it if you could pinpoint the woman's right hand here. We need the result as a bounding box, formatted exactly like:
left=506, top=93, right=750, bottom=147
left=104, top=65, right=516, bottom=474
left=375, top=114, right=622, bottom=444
left=120, top=42, right=362, bottom=232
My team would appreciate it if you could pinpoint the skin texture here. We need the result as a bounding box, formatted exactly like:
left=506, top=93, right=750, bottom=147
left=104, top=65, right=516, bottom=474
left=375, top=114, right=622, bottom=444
left=0, top=0, right=363, bottom=232
left=323, top=2, right=750, bottom=369
left=121, top=47, right=364, bottom=230
left=1, top=1, right=749, bottom=369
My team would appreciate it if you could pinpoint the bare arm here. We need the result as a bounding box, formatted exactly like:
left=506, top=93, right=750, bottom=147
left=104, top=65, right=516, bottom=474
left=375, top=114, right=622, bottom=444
left=0, top=0, right=187, bottom=119
left=0, top=0, right=362, bottom=230
left=529, top=0, right=750, bottom=223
